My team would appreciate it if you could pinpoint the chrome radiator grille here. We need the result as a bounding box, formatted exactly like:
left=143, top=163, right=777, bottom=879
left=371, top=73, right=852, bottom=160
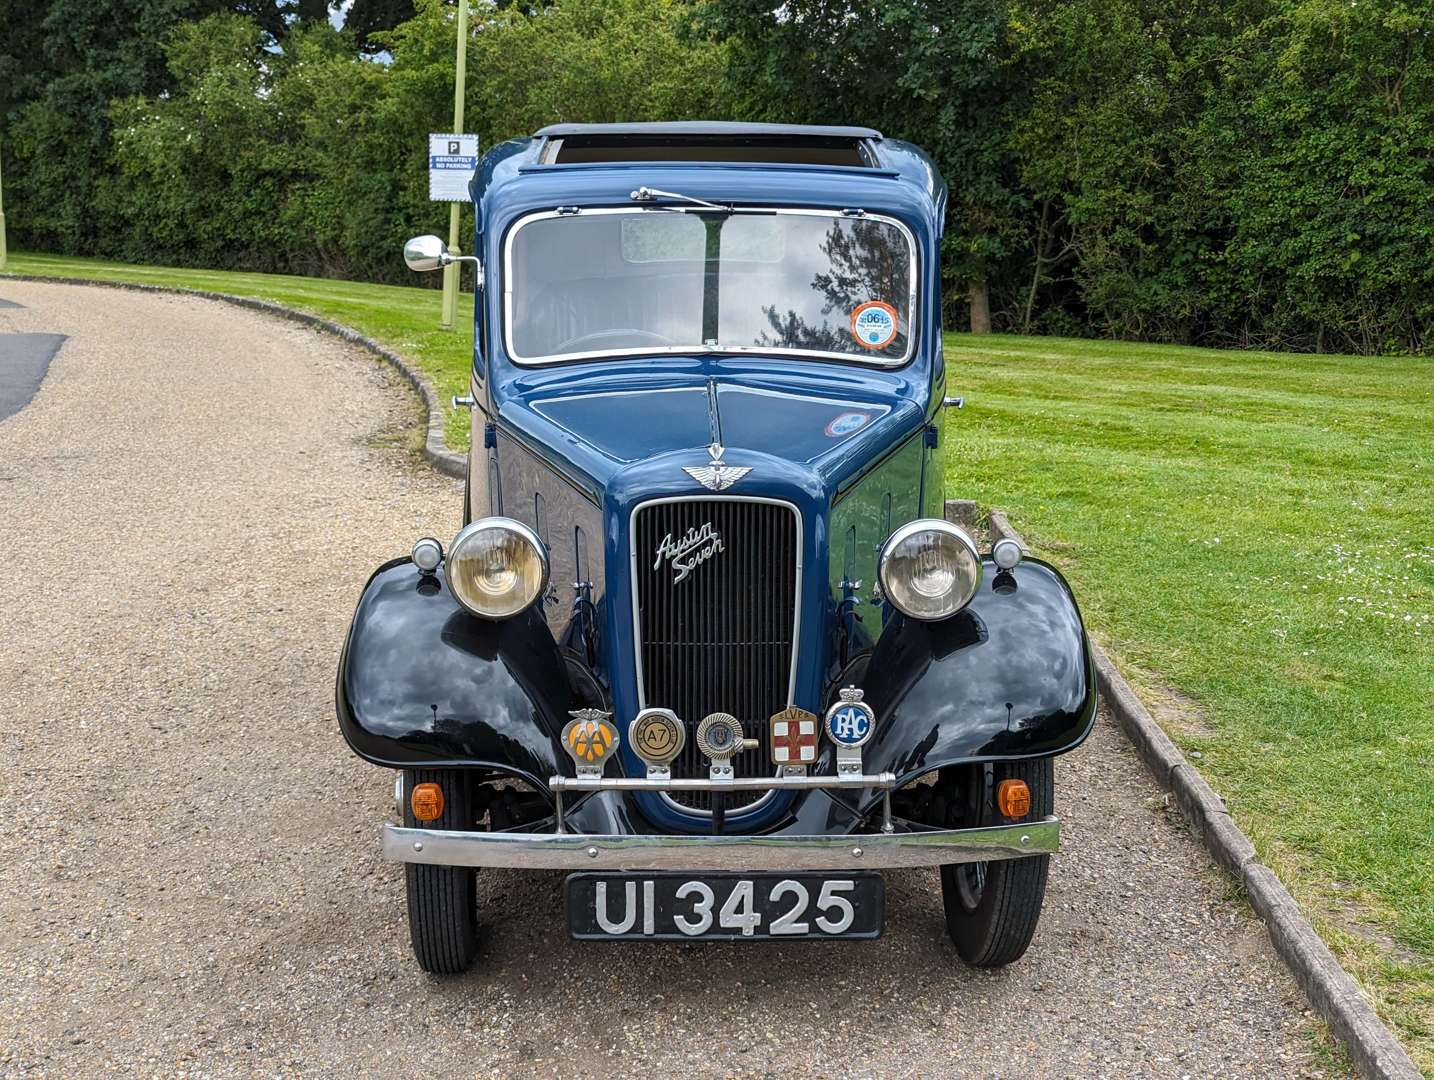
left=632, top=498, right=800, bottom=811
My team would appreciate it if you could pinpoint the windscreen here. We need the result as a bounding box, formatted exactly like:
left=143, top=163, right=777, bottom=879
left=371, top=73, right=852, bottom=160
left=505, top=210, right=914, bottom=363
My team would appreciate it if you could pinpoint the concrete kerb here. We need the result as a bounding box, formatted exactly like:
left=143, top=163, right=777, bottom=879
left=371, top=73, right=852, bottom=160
left=0, top=274, right=468, bottom=480
left=965, top=499, right=1421, bottom=1080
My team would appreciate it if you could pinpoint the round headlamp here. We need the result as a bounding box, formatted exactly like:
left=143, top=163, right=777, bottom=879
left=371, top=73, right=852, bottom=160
left=445, top=517, right=548, bottom=619
left=878, top=519, right=983, bottom=621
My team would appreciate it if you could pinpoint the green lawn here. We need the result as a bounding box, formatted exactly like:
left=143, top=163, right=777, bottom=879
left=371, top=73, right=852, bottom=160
left=942, top=333, right=1433, bottom=1069
left=5, top=253, right=1431, bottom=1067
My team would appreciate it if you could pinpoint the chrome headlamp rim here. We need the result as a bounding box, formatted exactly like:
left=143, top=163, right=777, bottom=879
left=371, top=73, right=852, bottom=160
left=446, top=516, right=549, bottom=620
left=878, top=518, right=983, bottom=622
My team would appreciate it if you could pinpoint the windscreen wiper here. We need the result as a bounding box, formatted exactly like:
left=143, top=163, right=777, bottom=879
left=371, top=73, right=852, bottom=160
left=628, top=186, right=733, bottom=213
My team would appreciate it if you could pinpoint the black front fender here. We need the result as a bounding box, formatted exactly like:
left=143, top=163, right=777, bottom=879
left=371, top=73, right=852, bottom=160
left=859, top=557, right=1097, bottom=788
left=335, top=559, right=574, bottom=795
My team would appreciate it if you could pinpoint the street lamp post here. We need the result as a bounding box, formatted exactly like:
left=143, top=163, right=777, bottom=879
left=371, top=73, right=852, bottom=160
left=1, top=129, right=8, bottom=271
left=439, top=0, right=469, bottom=330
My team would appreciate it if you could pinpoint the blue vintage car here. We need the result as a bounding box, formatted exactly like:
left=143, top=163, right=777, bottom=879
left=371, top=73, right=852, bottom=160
left=338, top=122, right=1096, bottom=971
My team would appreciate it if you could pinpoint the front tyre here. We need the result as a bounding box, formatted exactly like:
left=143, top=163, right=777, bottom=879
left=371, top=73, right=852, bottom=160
left=940, top=758, right=1053, bottom=967
left=402, top=769, right=480, bottom=974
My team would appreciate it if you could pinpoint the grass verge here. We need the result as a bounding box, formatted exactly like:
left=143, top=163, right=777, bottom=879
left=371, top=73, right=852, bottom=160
left=942, top=331, right=1433, bottom=1070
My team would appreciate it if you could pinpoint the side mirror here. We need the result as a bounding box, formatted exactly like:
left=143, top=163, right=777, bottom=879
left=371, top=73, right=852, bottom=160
left=403, top=234, right=449, bottom=273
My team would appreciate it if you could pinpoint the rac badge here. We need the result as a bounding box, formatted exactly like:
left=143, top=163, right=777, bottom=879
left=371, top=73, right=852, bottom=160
left=562, top=708, right=619, bottom=775
left=769, top=706, right=819, bottom=768
left=824, top=687, right=875, bottom=749
left=654, top=521, right=724, bottom=584
left=682, top=442, right=752, bottom=492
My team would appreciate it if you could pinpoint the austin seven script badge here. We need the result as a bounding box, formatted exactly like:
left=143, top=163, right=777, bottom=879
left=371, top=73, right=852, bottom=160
left=653, top=521, right=724, bottom=584
left=682, top=443, right=752, bottom=492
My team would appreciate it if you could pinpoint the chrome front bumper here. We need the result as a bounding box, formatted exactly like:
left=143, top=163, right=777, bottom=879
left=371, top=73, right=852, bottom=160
left=382, top=816, right=1060, bottom=872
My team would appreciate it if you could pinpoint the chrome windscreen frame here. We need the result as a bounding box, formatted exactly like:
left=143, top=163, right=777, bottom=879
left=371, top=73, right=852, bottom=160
left=501, top=207, right=921, bottom=367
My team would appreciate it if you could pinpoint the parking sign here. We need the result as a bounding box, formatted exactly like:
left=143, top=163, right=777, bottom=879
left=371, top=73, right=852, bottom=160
left=429, top=133, right=479, bottom=202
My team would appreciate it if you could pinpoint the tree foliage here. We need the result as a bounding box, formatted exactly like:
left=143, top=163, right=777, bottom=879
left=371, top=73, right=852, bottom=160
left=1212, top=1, right=1434, bottom=353
left=467, top=0, right=731, bottom=139
left=17, top=0, right=732, bottom=282
left=344, top=0, right=416, bottom=53
left=3, top=0, right=1432, bottom=351
left=1, top=0, right=231, bottom=251
left=1003, top=0, right=1434, bottom=351
left=697, top=0, right=1024, bottom=329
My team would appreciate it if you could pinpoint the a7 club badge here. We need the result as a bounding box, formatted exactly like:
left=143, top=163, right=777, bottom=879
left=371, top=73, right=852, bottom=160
left=629, top=708, right=685, bottom=768
left=769, top=706, right=819, bottom=768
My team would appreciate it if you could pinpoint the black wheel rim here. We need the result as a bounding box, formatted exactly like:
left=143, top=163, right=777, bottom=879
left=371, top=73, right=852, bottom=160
left=953, top=764, right=990, bottom=912
left=954, top=861, right=988, bottom=912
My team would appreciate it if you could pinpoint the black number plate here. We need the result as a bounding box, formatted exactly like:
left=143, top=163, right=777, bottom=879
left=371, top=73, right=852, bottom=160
left=565, top=872, right=884, bottom=941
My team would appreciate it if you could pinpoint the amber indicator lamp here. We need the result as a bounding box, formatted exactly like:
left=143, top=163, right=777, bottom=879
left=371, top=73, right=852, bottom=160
left=996, top=779, right=1031, bottom=819
left=410, top=782, right=445, bottom=822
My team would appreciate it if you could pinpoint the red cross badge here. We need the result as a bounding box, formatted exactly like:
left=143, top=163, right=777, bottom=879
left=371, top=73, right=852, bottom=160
left=768, top=706, right=819, bottom=767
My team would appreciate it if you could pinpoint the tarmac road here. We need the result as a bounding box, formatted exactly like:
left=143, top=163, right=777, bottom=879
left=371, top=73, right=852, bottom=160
left=0, top=325, right=66, bottom=422
left=0, top=280, right=1340, bottom=1078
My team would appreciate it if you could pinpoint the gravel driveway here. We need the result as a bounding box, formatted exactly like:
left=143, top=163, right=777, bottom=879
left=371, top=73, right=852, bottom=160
left=0, top=281, right=1339, bottom=1077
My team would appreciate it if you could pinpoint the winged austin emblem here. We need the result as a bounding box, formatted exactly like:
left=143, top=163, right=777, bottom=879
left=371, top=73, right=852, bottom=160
left=682, top=443, right=752, bottom=492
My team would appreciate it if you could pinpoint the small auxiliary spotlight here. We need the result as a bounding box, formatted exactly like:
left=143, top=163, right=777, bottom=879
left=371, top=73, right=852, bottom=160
left=992, top=537, right=1024, bottom=571
left=411, top=536, right=443, bottom=574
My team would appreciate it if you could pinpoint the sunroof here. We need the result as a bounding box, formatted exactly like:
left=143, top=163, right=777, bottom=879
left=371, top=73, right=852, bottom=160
left=538, top=132, right=876, bottom=168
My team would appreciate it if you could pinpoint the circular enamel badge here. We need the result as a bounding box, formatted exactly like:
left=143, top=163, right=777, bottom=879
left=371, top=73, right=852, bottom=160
left=850, top=301, right=899, bottom=350
left=825, top=411, right=872, bottom=437
left=824, top=690, right=875, bottom=748
left=696, top=712, right=745, bottom=760
left=630, top=708, right=685, bottom=767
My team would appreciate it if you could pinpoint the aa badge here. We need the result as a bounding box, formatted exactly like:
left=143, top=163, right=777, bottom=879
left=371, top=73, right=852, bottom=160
left=562, top=708, right=619, bottom=776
